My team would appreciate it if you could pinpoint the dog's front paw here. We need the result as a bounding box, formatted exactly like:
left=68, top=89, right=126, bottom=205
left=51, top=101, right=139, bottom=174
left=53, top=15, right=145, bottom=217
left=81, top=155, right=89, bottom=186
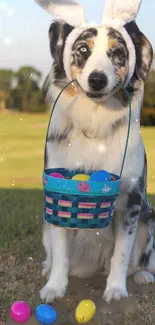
left=134, top=271, right=154, bottom=285
left=103, top=285, right=128, bottom=303
left=40, top=279, right=68, bottom=302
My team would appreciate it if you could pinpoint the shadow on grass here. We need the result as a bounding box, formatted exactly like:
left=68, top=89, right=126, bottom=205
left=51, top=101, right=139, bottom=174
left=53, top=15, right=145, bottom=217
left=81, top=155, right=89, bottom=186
left=0, top=188, right=44, bottom=253
left=0, top=189, right=44, bottom=322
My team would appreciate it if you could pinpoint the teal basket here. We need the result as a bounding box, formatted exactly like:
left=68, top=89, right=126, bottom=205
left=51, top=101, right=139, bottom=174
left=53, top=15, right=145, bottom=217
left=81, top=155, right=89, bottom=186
left=43, top=81, right=131, bottom=229
left=43, top=168, right=121, bottom=229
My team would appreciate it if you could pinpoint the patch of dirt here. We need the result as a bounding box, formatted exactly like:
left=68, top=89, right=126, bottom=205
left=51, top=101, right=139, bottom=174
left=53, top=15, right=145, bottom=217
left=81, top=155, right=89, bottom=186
left=5, top=271, right=155, bottom=325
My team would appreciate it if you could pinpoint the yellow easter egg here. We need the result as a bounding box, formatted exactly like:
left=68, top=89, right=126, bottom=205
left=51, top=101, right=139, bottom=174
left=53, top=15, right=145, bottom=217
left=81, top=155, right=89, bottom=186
left=72, top=174, right=90, bottom=181
left=75, top=299, right=96, bottom=324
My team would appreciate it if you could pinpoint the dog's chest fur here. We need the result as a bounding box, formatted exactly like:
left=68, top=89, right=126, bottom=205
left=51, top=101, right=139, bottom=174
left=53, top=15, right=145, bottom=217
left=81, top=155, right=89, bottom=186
left=47, top=84, right=144, bottom=194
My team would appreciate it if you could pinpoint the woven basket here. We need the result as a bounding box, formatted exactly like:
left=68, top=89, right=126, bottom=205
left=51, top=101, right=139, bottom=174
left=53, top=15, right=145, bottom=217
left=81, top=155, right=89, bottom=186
left=43, top=81, right=131, bottom=229
left=43, top=168, right=121, bottom=229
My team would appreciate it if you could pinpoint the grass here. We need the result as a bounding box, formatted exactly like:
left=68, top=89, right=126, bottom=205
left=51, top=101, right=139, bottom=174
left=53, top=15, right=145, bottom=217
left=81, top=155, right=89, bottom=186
left=141, top=128, right=155, bottom=193
left=0, top=113, right=155, bottom=324
left=0, top=113, right=49, bottom=189
left=0, top=189, right=43, bottom=323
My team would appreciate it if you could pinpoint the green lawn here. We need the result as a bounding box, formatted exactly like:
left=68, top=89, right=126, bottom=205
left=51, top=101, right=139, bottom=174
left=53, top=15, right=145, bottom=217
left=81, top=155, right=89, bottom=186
left=0, top=113, right=155, bottom=324
left=141, top=128, right=155, bottom=194
left=0, top=113, right=49, bottom=189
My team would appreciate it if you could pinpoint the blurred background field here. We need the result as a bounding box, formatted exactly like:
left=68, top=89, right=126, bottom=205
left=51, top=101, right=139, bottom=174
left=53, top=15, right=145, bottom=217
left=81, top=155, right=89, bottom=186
left=0, top=113, right=48, bottom=189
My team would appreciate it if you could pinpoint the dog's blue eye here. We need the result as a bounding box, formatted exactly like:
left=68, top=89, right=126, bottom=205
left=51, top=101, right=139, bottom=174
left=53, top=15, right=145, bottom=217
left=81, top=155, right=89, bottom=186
left=80, top=47, right=87, bottom=53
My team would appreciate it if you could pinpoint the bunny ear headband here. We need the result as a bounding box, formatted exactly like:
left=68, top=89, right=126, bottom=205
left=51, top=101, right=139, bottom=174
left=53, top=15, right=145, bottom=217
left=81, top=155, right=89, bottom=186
left=34, top=0, right=142, bottom=86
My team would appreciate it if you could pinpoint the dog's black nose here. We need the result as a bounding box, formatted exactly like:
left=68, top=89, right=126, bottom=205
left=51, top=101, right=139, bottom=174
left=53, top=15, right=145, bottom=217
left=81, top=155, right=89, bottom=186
left=88, top=71, right=108, bottom=91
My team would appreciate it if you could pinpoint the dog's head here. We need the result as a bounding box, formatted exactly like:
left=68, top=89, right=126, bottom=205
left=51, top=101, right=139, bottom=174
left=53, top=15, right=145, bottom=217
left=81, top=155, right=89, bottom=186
left=35, top=0, right=153, bottom=101
left=68, top=25, right=133, bottom=99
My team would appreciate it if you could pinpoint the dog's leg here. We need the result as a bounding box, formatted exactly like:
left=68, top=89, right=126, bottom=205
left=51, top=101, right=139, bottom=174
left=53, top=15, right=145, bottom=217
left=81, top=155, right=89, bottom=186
left=133, top=216, right=155, bottom=284
left=40, top=226, right=69, bottom=303
left=140, top=215, right=155, bottom=276
left=146, top=249, right=155, bottom=274
left=104, top=206, right=138, bottom=303
left=42, top=223, right=53, bottom=278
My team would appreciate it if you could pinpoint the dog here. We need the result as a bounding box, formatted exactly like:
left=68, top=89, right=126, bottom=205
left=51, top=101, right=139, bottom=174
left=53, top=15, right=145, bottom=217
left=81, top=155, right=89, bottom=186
left=35, top=0, right=155, bottom=303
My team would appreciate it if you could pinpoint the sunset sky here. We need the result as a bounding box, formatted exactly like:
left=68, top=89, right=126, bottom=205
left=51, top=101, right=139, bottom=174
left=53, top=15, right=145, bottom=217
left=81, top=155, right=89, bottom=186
left=0, top=0, right=155, bottom=81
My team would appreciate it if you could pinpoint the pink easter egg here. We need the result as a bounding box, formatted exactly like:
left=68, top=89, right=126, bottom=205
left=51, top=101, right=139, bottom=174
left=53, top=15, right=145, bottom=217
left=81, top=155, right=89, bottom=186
left=10, top=301, right=31, bottom=324
left=49, top=172, right=64, bottom=179
left=43, top=176, right=47, bottom=185
left=78, top=182, right=90, bottom=193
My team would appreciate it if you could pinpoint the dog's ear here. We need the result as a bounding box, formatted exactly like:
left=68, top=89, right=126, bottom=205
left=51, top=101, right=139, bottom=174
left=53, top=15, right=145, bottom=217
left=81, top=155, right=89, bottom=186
left=125, top=21, right=153, bottom=81
left=49, top=20, right=74, bottom=62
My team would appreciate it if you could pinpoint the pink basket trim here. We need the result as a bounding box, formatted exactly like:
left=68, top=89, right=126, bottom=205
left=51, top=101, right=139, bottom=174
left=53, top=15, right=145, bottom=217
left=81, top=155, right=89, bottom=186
left=78, top=202, right=96, bottom=209
left=77, top=213, right=94, bottom=219
left=100, top=202, right=111, bottom=208
left=98, top=212, right=109, bottom=219
left=46, top=207, right=53, bottom=215
left=58, top=200, right=72, bottom=207
left=46, top=196, right=53, bottom=204
left=58, top=211, right=71, bottom=218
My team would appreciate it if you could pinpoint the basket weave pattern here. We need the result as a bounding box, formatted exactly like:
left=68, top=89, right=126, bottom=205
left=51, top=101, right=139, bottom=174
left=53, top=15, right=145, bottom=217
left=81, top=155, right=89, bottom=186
left=44, top=190, right=116, bottom=229
left=43, top=169, right=120, bottom=229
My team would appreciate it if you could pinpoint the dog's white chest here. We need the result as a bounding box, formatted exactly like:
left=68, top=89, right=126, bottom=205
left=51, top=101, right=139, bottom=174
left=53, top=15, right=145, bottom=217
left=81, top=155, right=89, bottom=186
left=47, top=124, right=142, bottom=178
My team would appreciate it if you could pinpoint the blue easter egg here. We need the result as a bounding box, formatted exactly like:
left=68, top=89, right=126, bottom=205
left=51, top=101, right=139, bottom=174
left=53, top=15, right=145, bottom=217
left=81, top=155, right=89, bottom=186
left=90, top=170, right=110, bottom=182
left=35, top=304, right=57, bottom=325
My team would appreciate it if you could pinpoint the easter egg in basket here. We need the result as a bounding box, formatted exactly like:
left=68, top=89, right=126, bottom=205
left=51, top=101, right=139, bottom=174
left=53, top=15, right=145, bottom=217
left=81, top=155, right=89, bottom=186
left=72, top=174, right=90, bottom=181
left=49, top=172, right=64, bottom=179
left=90, top=170, right=111, bottom=182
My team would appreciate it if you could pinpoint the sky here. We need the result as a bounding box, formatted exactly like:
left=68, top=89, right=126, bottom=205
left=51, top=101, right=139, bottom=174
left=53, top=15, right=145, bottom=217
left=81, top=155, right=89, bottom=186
left=0, top=0, right=155, bottom=80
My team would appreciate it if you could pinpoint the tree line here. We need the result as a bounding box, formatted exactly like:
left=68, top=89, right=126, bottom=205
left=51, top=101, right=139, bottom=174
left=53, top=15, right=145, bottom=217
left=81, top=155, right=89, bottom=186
left=0, top=64, right=155, bottom=125
left=142, top=67, right=155, bottom=125
left=0, top=66, right=48, bottom=113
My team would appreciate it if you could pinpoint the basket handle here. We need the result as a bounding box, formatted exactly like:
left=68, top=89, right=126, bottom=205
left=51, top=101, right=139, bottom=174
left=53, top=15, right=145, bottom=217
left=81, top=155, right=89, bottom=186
left=44, top=80, right=131, bottom=178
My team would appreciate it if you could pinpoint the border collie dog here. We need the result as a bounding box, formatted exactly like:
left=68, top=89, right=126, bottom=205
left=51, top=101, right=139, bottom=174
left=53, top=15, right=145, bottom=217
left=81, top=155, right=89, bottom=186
left=34, top=0, right=155, bottom=303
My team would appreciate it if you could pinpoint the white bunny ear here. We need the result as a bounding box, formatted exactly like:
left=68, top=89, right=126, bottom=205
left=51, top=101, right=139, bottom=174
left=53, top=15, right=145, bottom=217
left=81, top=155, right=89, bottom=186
left=101, top=0, right=142, bottom=86
left=34, top=0, right=86, bottom=27
left=102, top=0, right=142, bottom=28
